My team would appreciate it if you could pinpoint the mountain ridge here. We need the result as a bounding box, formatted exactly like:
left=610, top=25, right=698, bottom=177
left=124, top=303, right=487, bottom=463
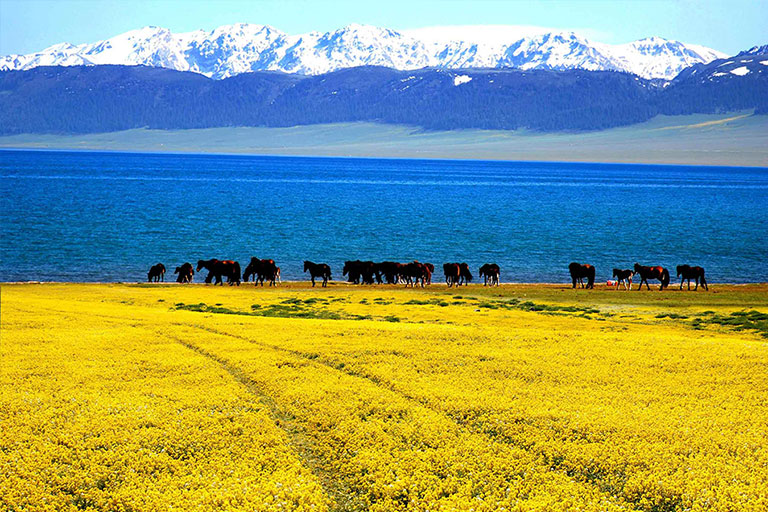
left=0, top=23, right=728, bottom=80
left=2, top=53, right=765, bottom=135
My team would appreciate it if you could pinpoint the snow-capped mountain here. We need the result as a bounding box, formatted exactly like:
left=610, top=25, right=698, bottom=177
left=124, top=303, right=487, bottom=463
left=0, top=23, right=728, bottom=80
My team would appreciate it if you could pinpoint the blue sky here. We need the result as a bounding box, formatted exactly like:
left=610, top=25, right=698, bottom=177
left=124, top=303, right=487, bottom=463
left=0, top=0, right=765, bottom=56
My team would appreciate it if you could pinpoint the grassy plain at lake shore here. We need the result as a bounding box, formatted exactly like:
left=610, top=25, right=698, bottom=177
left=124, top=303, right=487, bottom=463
left=2, top=282, right=768, bottom=511
left=1, top=112, right=766, bottom=167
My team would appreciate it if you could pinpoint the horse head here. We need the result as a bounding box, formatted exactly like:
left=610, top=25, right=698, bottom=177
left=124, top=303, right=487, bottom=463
left=303, top=261, right=310, bottom=272
left=634, top=263, right=642, bottom=273
left=196, top=260, right=207, bottom=272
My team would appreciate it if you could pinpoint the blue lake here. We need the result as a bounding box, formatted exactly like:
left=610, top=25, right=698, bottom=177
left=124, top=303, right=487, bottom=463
left=1, top=149, right=767, bottom=283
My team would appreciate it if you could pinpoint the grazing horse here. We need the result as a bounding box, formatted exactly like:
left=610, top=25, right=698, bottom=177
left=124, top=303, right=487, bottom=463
left=343, top=260, right=376, bottom=284
left=376, top=261, right=403, bottom=284
left=243, top=258, right=278, bottom=286
left=612, top=268, right=634, bottom=290
left=148, top=263, right=166, bottom=282
left=634, top=263, right=670, bottom=291
left=458, top=263, right=473, bottom=286
left=401, top=261, right=430, bottom=288
left=304, top=261, right=332, bottom=287
left=424, top=263, right=435, bottom=285
left=197, top=259, right=241, bottom=286
left=443, top=263, right=461, bottom=287
left=569, top=262, right=595, bottom=289
left=174, top=262, right=194, bottom=283
left=479, top=264, right=500, bottom=286
left=677, top=265, right=708, bottom=291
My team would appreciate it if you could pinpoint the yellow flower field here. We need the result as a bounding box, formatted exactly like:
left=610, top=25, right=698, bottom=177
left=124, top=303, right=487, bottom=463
left=2, top=282, right=767, bottom=511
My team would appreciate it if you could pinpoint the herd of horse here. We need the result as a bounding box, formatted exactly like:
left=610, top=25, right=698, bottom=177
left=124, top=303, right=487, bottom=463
left=569, top=262, right=708, bottom=291
left=147, top=259, right=708, bottom=291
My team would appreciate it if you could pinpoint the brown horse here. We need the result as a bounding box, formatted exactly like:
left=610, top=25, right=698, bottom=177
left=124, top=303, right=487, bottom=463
left=174, top=262, right=194, bottom=283
left=304, top=261, right=331, bottom=287
left=197, top=259, right=241, bottom=286
left=479, top=264, right=500, bottom=286
left=569, top=262, right=595, bottom=289
left=243, top=257, right=278, bottom=286
left=612, top=268, right=634, bottom=290
left=443, top=263, right=461, bottom=287
left=424, top=263, right=435, bottom=285
left=148, top=263, right=166, bottom=282
left=677, top=265, right=708, bottom=291
left=634, top=263, right=670, bottom=291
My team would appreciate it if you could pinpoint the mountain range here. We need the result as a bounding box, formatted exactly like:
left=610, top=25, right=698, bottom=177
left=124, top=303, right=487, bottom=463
left=0, top=23, right=728, bottom=80
left=1, top=46, right=765, bottom=135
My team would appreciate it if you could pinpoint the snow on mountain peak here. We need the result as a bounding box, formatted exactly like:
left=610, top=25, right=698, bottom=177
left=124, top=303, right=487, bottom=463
left=0, top=23, right=727, bottom=80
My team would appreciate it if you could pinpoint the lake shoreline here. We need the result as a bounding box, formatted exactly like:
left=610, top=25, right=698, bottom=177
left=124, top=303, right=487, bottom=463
left=1, top=113, right=766, bottom=168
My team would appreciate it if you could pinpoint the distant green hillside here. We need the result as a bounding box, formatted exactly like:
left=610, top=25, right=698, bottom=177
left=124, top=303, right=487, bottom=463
left=1, top=112, right=766, bottom=167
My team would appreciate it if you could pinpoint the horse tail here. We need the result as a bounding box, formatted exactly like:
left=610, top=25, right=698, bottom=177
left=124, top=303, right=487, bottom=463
left=587, top=266, right=595, bottom=289
left=661, top=268, right=670, bottom=289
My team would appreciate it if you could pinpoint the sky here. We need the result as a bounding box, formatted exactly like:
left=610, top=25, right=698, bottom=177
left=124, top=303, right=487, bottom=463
left=0, top=0, right=765, bottom=56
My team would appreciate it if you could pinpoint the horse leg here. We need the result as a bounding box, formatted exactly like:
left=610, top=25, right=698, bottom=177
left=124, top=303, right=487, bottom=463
left=311, top=276, right=315, bottom=287
left=694, top=277, right=699, bottom=291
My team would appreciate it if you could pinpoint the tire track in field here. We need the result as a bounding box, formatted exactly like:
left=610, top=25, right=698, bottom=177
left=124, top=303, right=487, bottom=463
left=181, top=321, right=637, bottom=510
left=162, top=331, right=367, bottom=512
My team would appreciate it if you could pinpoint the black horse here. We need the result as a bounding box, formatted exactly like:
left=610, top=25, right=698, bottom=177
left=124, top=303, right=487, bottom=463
left=343, top=260, right=376, bottom=285
left=634, top=263, right=670, bottom=291
left=304, top=261, right=332, bottom=287
left=174, top=262, right=194, bottom=283
left=197, top=259, right=241, bottom=286
left=569, top=262, right=595, bottom=289
left=148, top=263, right=166, bottom=283
left=243, top=257, right=278, bottom=286
left=479, top=263, right=500, bottom=286
left=677, top=265, right=708, bottom=291
left=443, top=263, right=460, bottom=287
left=612, top=268, right=634, bottom=290
left=376, top=262, right=403, bottom=284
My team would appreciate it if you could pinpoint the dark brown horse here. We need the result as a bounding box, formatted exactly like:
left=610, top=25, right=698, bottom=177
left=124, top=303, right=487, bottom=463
left=147, top=263, right=166, bottom=282
left=376, top=261, right=403, bottom=284
left=443, top=263, right=460, bottom=287
left=424, top=263, right=435, bottom=285
left=174, top=262, right=194, bottom=283
left=343, top=260, right=376, bottom=284
left=569, top=262, right=595, bottom=289
left=634, top=263, right=670, bottom=291
left=243, top=258, right=278, bottom=286
left=401, top=261, right=430, bottom=288
left=458, top=263, right=473, bottom=286
left=304, top=261, right=331, bottom=287
left=612, top=268, right=634, bottom=290
left=197, top=259, right=241, bottom=286
left=479, top=264, right=500, bottom=286
left=677, top=265, right=708, bottom=291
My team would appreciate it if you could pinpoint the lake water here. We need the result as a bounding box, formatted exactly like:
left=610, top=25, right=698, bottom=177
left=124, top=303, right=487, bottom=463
left=1, top=149, right=767, bottom=283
